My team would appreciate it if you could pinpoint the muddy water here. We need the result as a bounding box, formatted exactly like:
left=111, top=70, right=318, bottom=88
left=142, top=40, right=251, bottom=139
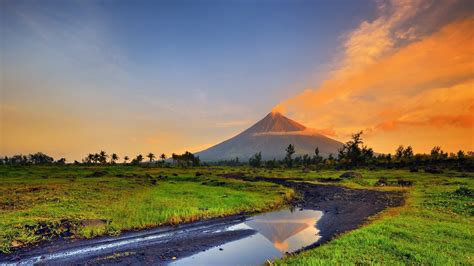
left=172, top=209, right=323, bottom=265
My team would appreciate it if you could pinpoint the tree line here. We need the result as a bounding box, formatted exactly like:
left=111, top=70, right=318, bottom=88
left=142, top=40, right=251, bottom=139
left=228, top=131, right=473, bottom=171
left=1, top=131, right=472, bottom=171
left=0, top=150, right=200, bottom=167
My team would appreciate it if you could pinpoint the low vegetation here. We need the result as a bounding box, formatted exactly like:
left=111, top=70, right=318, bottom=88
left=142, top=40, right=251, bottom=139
left=0, top=166, right=293, bottom=253
left=1, top=133, right=473, bottom=263
left=261, top=168, right=473, bottom=265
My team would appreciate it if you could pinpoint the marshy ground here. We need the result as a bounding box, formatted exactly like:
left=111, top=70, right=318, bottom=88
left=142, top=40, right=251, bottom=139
left=0, top=166, right=473, bottom=264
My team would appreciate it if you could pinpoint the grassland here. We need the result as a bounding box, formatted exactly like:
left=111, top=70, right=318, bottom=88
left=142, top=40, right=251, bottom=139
left=1, top=166, right=473, bottom=265
left=259, top=169, right=473, bottom=265
left=0, top=165, right=293, bottom=253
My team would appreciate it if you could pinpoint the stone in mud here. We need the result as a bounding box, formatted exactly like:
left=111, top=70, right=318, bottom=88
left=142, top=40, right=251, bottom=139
left=339, top=172, right=362, bottom=179
left=11, top=240, right=23, bottom=248
left=396, top=179, right=413, bottom=187
left=375, top=178, right=388, bottom=187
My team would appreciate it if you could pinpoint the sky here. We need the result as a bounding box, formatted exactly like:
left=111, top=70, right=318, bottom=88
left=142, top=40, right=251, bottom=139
left=1, top=0, right=473, bottom=161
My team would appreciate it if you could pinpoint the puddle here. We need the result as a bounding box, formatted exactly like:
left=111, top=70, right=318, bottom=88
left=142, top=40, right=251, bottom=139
left=172, top=209, right=323, bottom=265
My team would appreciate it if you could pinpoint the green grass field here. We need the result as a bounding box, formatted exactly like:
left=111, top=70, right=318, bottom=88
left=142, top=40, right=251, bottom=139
left=1, top=166, right=473, bottom=265
left=0, top=165, right=293, bottom=253
left=263, top=169, right=474, bottom=265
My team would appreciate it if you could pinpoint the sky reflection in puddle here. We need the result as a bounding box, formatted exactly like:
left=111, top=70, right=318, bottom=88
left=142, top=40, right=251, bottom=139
left=172, top=209, right=323, bottom=265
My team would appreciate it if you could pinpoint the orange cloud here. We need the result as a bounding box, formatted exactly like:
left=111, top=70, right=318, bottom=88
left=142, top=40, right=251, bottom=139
left=276, top=16, right=474, bottom=153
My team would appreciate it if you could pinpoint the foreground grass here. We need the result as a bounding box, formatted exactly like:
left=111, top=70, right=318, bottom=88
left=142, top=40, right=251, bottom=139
left=257, top=168, right=473, bottom=265
left=0, top=165, right=293, bottom=253
left=2, top=165, right=472, bottom=264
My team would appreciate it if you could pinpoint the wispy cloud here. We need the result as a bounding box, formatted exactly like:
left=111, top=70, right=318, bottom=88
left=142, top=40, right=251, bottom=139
left=274, top=0, right=474, bottom=152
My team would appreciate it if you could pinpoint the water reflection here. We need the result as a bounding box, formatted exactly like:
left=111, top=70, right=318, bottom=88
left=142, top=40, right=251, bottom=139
left=172, top=209, right=323, bottom=265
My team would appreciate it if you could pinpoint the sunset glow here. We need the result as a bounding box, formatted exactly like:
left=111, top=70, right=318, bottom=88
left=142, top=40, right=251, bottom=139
left=1, top=0, right=473, bottom=160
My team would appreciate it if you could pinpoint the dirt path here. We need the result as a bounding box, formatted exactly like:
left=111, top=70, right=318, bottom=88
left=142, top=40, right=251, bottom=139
left=219, top=173, right=404, bottom=247
left=0, top=175, right=404, bottom=265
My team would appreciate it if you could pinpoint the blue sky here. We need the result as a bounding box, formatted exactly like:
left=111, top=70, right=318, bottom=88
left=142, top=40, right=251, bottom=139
left=3, top=0, right=471, bottom=160
left=1, top=0, right=375, bottom=159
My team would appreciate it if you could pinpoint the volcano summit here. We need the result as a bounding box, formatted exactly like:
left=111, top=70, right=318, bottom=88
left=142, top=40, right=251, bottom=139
left=197, top=112, right=343, bottom=162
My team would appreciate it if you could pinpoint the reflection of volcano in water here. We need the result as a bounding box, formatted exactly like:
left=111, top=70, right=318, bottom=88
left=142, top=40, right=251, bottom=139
left=172, top=209, right=323, bottom=266
left=244, top=209, right=323, bottom=252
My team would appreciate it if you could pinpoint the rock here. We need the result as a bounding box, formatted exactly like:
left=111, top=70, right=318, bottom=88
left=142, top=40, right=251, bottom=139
left=339, top=172, right=362, bottom=179
left=424, top=166, right=443, bottom=174
left=396, top=179, right=413, bottom=187
left=88, top=171, right=108, bottom=177
left=375, top=178, right=388, bottom=187
left=195, top=172, right=203, bottom=177
left=11, top=240, right=23, bottom=248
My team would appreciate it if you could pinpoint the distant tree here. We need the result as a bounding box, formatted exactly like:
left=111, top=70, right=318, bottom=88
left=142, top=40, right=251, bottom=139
left=302, top=154, right=311, bottom=166
left=82, top=154, right=93, bottom=164
left=265, top=158, right=277, bottom=169
left=160, top=153, right=166, bottom=162
left=131, top=154, right=144, bottom=165
left=395, top=145, right=404, bottom=160
left=29, top=152, right=54, bottom=165
left=171, top=151, right=200, bottom=167
left=56, top=158, right=66, bottom=165
left=99, top=151, right=108, bottom=164
left=147, top=152, right=156, bottom=163
left=249, top=152, right=262, bottom=167
left=313, top=147, right=323, bottom=164
left=284, top=144, right=295, bottom=168
left=337, top=131, right=373, bottom=168
left=92, top=153, right=100, bottom=164
left=403, top=146, right=414, bottom=159
left=123, top=156, right=130, bottom=164
left=110, top=153, right=119, bottom=164
left=430, top=146, right=447, bottom=161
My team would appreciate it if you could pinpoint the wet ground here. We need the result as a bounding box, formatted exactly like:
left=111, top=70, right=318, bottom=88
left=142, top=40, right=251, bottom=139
left=0, top=175, right=404, bottom=265
left=172, top=209, right=323, bottom=265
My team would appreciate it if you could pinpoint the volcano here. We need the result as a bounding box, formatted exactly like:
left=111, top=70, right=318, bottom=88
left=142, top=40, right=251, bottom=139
left=196, top=112, right=343, bottom=162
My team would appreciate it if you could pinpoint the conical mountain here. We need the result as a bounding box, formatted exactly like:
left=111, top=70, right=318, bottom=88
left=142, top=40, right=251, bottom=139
left=196, top=112, right=343, bottom=161
left=243, top=112, right=306, bottom=134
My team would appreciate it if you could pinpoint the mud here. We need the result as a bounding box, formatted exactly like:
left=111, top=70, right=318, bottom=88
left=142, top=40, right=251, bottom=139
left=218, top=173, right=404, bottom=247
left=1, top=174, right=404, bottom=265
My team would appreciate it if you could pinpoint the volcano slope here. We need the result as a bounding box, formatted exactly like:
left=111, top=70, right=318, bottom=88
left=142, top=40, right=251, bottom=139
left=196, top=112, right=343, bottom=161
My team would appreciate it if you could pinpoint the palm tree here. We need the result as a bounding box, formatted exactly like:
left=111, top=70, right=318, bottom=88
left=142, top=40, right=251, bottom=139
left=93, top=153, right=100, bottom=164
left=160, top=153, right=166, bottom=162
left=123, top=156, right=129, bottom=164
left=99, top=151, right=108, bottom=164
left=87, top=153, right=94, bottom=164
left=136, top=154, right=143, bottom=164
left=147, top=152, right=156, bottom=163
left=110, top=153, right=119, bottom=164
